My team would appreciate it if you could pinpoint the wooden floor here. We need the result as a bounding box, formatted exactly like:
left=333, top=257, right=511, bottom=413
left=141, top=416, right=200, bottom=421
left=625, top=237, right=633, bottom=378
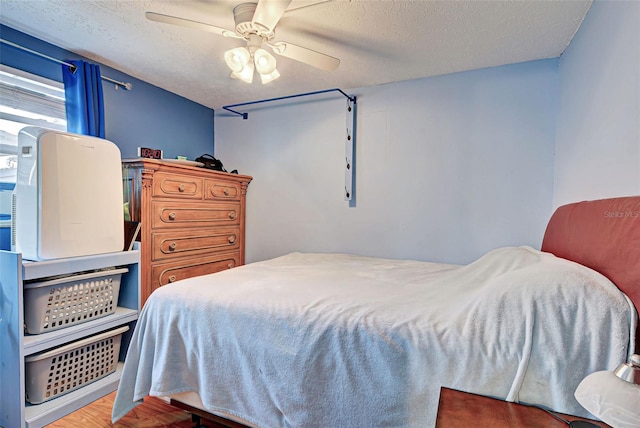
left=45, top=391, right=223, bottom=428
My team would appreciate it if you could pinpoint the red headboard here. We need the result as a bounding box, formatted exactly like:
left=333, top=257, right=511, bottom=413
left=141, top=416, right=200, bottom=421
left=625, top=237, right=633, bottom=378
left=541, top=196, right=640, bottom=347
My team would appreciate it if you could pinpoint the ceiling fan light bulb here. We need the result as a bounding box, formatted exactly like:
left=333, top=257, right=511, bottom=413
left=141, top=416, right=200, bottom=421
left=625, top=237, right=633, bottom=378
left=231, top=62, right=254, bottom=84
left=224, top=47, right=250, bottom=72
left=254, top=48, right=277, bottom=74
left=260, top=68, right=280, bottom=84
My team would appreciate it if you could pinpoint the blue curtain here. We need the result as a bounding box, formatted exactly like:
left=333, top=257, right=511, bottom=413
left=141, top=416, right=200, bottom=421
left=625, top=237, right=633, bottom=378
left=62, top=60, right=105, bottom=138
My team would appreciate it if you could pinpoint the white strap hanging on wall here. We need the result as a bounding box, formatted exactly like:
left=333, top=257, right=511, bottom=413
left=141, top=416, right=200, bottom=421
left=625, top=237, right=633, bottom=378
left=344, top=97, right=355, bottom=201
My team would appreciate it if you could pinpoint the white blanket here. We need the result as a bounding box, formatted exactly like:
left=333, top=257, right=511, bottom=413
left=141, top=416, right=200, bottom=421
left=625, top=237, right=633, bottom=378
left=112, top=246, right=636, bottom=427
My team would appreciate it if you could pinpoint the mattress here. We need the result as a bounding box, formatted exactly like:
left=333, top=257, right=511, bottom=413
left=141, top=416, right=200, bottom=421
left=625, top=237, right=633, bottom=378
left=113, top=246, right=636, bottom=427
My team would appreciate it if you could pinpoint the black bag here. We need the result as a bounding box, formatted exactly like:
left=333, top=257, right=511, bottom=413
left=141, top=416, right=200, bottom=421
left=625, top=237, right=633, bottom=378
left=195, top=154, right=226, bottom=172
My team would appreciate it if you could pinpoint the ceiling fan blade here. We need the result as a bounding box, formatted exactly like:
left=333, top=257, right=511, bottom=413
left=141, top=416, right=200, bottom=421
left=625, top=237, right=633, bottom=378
left=252, top=0, right=293, bottom=33
left=145, top=12, right=239, bottom=38
left=286, top=0, right=332, bottom=13
left=270, top=41, right=340, bottom=71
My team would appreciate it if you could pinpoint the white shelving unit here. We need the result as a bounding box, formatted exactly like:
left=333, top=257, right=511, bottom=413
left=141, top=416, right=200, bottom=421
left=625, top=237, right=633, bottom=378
left=0, top=249, right=140, bottom=428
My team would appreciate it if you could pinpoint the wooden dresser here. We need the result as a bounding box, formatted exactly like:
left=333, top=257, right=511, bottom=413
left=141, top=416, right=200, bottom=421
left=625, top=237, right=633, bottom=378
left=122, top=159, right=252, bottom=306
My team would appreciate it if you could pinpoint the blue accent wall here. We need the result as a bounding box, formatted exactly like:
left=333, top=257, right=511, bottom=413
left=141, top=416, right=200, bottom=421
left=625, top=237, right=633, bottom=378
left=0, top=24, right=214, bottom=160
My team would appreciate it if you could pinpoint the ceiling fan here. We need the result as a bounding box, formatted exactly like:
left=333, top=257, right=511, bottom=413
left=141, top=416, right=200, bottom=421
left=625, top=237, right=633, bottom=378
left=146, top=0, right=340, bottom=84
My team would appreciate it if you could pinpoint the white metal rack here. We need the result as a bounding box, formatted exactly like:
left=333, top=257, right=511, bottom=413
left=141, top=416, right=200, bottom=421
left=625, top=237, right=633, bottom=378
left=0, top=249, right=140, bottom=428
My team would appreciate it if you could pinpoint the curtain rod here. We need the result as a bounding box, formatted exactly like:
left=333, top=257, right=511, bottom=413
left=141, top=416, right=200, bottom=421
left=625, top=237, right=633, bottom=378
left=222, top=88, right=356, bottom=119
left=0, top=38, right=132, bottom=90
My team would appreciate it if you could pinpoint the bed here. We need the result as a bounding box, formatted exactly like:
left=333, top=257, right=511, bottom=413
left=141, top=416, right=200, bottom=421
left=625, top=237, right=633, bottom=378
left=112, top=196, right=640, bottom=427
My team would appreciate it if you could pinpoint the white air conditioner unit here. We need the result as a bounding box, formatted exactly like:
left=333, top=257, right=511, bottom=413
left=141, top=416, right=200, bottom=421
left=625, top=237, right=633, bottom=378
left=12, top=127, right=124, bottom=260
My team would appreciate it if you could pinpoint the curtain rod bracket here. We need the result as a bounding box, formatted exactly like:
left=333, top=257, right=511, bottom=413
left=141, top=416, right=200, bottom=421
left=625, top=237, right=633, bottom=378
left=223, top=106, right=249, bottom=119
left=102, top=75, right=132, bottom=91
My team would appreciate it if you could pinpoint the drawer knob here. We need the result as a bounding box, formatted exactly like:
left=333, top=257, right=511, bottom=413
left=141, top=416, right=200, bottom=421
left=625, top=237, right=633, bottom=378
left=168, top=275, right=177, bottom=283
left=228, top=211, right=237, bottom=220
left=227, top=263, right=234, bottom=269
left=223, top=188, right=230, bottom=196
left=228, top=235, right=236, bottom=244
left=178, top=184, right=185, bottom=192
left=169, top=242, right=177, bottom=250
left=168, top=212, right=176, bottom=220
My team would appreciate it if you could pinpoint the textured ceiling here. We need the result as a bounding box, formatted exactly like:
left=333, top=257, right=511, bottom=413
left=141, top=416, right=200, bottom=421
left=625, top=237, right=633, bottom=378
left=0, top=0, right=592, bottom=110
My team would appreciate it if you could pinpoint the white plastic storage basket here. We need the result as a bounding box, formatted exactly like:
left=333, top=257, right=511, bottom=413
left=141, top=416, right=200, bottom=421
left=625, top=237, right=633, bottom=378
left=24, top=325, right=129, bottom=404
left=23, top=267, right=128, bottom=334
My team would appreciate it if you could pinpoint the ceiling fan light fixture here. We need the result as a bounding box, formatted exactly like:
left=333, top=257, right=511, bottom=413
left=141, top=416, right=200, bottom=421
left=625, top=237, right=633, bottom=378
left=224, top=47, right=250, bottom=72
left=147, top=0, right=342, bottom=86
left=260, top=68, right=280, bottom=84
left=231, top=61, right=255, bottom=84
left=254, top=48, right=277, bottom=75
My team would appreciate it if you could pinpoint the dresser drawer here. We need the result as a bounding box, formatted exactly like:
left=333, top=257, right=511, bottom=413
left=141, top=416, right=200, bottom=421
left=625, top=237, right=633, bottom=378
left=205, top=179, right=242, bottom=201
left=152, top=227, right=240, bottom=261
left=152, top=172, right=203, bottom=199
left=152, top=201, right=241, bottom=228
left=151, top=252, right=240, bottom=288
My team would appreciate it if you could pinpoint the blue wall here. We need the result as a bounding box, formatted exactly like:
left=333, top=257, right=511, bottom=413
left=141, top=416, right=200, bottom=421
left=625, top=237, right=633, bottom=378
left=553, top=0, right=640, bottom=207
left=216, top=60, right=558, bottom=265
left=0, top=24, right=214, bottom=160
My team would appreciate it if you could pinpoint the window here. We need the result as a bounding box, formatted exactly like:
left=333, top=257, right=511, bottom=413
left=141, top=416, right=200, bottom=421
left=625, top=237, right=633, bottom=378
left=0, top=65, right=66, bottom=227
left=0, top=65, right=67, bottom=184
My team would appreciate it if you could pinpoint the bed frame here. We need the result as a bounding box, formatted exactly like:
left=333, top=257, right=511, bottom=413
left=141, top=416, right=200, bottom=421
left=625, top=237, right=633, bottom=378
left=169, top=196, right=640, bottom=426
left=541, top=196, right=640, bottom=346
